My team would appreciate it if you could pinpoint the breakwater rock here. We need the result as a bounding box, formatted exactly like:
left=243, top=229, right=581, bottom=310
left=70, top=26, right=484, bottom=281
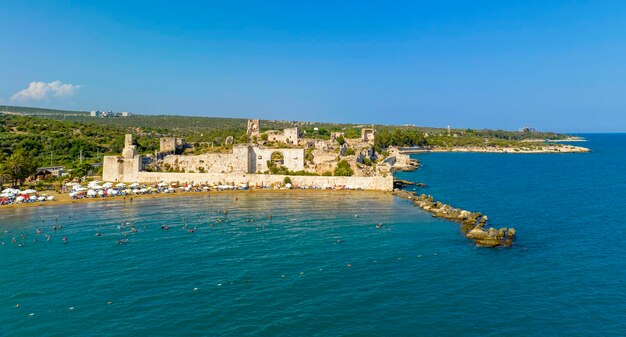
left=392, top=190, right=515, bottom=247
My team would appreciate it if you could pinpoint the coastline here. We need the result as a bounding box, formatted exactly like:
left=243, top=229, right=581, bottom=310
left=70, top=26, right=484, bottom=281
left=0, top=188, right=389, bottom=211
left=400, top=144, right=590, bottom=154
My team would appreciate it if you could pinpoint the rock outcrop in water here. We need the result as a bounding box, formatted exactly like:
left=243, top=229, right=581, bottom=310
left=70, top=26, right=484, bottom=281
left=392, top=190, right=515, bottom=247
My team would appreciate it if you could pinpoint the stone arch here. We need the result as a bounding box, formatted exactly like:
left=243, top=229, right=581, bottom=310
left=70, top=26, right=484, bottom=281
left=270, top=151, right=285, bottom=166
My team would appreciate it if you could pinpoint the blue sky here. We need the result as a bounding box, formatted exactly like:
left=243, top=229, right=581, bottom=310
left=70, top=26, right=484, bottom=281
left=1, top=1, right=626, bottom=132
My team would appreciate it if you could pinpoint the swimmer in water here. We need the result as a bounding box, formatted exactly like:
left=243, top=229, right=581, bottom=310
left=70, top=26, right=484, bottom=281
left=53, top=225, right=57, bottom=231
left=96, top=233, right=103, bottom=237
left=376, top=223, right=383, bottom=229
left=161, top=225, right=170, bottom=230
left=36, top=229, right=42, bottom=235
left=63, top=237, right=68, bottom=244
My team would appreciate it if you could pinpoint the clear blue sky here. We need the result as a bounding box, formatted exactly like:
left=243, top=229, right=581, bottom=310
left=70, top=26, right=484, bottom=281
left=2, top=1, right=626, bottom=132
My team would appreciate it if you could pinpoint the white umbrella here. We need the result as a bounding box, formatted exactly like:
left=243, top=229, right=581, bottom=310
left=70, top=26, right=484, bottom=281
left=91, top=184, right=104, bottom=190
left=285, top=183, right=292, bottom=189
left=130, top=183, right=140, bottom=188
left=22, top=189, right=37, bottom=194
left=76, top=187, right=87, bottom=192
left=37, top=196, right=46, bottom=201
left=140, top=188, right=148, bottom=193
left=158, top=182, right=168, bottom=187
left=16, top=196, right=25, bottom=201
left=116, top=183, right=126, bottom=188
left=87, top=189, right=97, bottom=197
left=69, top=192, right=77, bottom=198
left=47, top=196, right=55, bottom=201
left=2, top=188, right=13, bottom=193
left=0, top=193, right=11, bottom=198
left=97, top=190, right=105, bottom=196
left=132, top=189, right=139, bottom=194
left=110, top=189, right=119, bottom=195
left=102, top=182, right=113, bottom=188
left=29, top=195, right=37, bottom=200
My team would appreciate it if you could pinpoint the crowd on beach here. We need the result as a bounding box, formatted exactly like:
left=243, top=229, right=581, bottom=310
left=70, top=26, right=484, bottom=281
left=0, top=180, right=365, bottom=207
left=67, top=180, right=364, bottom=200
left=0, top=188, right=56, bottom=206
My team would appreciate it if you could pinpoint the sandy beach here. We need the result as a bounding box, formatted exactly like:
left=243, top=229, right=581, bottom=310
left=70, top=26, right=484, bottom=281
left=0, top=188, right=389, bottom=211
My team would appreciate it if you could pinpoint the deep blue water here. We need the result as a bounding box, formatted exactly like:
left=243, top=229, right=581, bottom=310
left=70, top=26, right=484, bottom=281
left=1, top=134, right=625, bottom=336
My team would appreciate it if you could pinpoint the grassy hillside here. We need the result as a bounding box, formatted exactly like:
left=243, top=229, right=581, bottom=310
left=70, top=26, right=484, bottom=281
left=0, top=105, right=570, bottom=170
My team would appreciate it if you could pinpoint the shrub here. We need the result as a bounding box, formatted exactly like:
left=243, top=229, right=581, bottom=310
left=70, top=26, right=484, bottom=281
left=334, top=160, right=354, bottom=176
left=284, top=177, right=292, bottom=184
left=345, top=148, right=355, bottom=156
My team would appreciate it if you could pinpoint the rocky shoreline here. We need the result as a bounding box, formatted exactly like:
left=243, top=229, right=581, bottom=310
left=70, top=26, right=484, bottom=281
left=393, top=190, right=515, bottom=247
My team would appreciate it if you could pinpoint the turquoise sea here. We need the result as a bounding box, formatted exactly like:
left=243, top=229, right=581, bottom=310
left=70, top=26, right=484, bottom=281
left=1, top=134, right=625, bottom=336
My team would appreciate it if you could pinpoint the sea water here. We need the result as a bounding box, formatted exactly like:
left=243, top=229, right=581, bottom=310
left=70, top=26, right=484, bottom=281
left=1, top=134, right=625, bottom=336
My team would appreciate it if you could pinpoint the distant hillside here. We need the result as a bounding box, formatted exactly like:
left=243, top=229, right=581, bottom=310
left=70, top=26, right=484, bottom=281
left=0, top=105, right=570, bottom=169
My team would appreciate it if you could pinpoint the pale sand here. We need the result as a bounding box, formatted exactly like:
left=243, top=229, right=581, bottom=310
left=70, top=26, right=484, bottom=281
left=0, top=188, right=389, bottom=211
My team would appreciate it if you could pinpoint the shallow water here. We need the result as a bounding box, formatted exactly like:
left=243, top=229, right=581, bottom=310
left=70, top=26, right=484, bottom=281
left=1, top=134, right=625, bottom=336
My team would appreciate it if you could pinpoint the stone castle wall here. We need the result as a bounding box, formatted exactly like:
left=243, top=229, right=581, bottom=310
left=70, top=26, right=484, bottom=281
left=120, top=171, right=392, bottom=191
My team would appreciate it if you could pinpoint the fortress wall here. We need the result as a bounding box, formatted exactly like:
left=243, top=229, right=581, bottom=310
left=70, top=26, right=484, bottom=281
left=130, top=172, right=393, bottom=191
left=252, top=148, right=305, bottom=172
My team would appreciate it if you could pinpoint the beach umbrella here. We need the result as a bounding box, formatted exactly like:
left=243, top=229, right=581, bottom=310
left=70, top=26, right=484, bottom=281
left=132, top=189, right=139, bottom=194
left=37, top=196, right=46, bottom=201
left=97, top=190, right=105, bottom=196
left=47, top=196, right=55, bottom=201
left=203, top=186, right=209, bottom=190
left=116, top=183, right=126, bottom=188
left=130, top=183, right=140, bottom=188
left=69, top=192, right=77, bottom=198
left=22, top=189, right=37, bottom=194
left=0, top=193, right=12, bottom=198
left=140, top=188, right=148, bottom=193
left=158, top=182, right=168, bottom=187
left=110, top=189, right=119, bottom=195
left=87, top=189, right=97, bottom=197
left=285, top=183, right=292, bottom=189
left=102, top=182, right=113, bottom=188
left=16, top=196, right=24, bottom=201
left=2, top=188, right=14, bottom=193
left=76, top=187, right=87, bottom=192
left=29, top=195, right=37, bottom=200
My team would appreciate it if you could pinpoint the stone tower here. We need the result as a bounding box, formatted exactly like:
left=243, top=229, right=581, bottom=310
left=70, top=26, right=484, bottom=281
left=121, top=134, right=138, bottom=159
left=247, top=119, right=260, bottom=138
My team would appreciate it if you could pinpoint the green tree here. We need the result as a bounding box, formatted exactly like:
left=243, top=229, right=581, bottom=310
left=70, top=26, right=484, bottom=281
left=334, top=160, right=354, bottom=176
left=5, top=151, right=37, bottom=186
left=70, top=162, right=92, bottom=179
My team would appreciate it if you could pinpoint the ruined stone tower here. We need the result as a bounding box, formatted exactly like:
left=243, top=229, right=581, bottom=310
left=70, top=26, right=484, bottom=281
left=247, top=119, right=260, bottom=138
